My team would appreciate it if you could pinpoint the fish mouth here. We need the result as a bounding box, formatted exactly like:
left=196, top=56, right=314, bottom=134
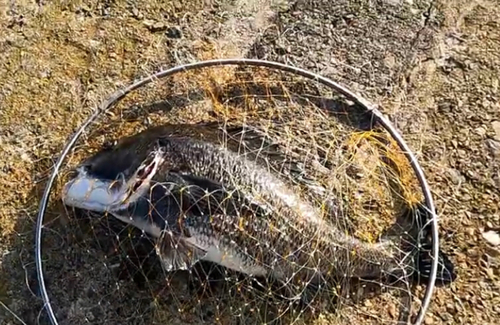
left=122, top=148, right=165, bottom=204
left=61, top=167, right=128, bottom=212
left=61, top=148, right=165, bottom=213
left=129, top=151, right=160, bottom=193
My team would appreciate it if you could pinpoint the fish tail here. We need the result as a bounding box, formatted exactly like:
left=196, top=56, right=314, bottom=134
left=405, top=203, right=457, bottom=286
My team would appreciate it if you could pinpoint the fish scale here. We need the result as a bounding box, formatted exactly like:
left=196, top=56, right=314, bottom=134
left=61, top=125, right=457, bottom=297
left=151, top=136, right=403, bottom=280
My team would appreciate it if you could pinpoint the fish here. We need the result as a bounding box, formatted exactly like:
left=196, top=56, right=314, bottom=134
left=61, top=124, right=456, bottom=300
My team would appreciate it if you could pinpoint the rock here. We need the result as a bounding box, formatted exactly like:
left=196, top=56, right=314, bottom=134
left=482, top=229, right=500, bottom=246
left=131, top=8, right=143, bottom=20
left=482, top=99, right=491, bottom=108
left=384, top=53, right=397, bottom=68
left=475, top=126, right=487, bottom=136
left=20, top=152, right=30, bottom=162
left=143, top=19, right=155, bottom=28
left=486, top=139, right=500, bottom=157
left=448, top=168, right=463, bottom=185
left=384, top=0, right=403, bottom=5
left=144, top=20, right=168, bottom=32
left=492, top=121, right=500, bottom=141
left=424, top=315, right=434, bottom=325
left=166, top=26, right=182, bottom=39
left=440, top=313, right=453, bottom=322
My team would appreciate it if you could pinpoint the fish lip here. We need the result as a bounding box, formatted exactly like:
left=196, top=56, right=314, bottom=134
left=61, top=147, right=164, bottom=213
left=61, top=170, right=127, bottom=213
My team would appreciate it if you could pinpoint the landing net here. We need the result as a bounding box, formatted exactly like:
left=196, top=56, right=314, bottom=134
left=35, top=59, right=441, bottom=325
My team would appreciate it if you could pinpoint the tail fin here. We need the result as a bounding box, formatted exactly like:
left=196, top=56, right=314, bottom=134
left=409, top=203, right=457, bottom=286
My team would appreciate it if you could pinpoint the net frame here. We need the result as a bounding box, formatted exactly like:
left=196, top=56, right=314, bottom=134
left=33, top=58, right=440, bottom=325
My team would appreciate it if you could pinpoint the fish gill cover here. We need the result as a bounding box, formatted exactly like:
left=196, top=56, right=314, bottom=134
left=39, top=61, right=453, bottom=325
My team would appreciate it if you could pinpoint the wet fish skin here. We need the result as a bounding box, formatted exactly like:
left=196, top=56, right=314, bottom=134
left=62, top=125, right=457, bottom=289
left=119, top=167, right=456, bottom=291
left=155, top=136, right=413, bottom=270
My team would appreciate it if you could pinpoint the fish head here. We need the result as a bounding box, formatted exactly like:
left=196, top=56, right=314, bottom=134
left=62, top=135, right=167, bottom=213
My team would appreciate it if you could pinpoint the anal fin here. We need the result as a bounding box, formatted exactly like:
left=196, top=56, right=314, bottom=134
left=156, top=230, right=207, bottom=272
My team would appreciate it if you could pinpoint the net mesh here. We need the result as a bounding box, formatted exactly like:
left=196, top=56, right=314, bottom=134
left=40, top=64, right=429, bottom=325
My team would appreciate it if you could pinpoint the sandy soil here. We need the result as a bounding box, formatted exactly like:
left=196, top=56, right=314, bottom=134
left=1, top=0, right=499, bottom=324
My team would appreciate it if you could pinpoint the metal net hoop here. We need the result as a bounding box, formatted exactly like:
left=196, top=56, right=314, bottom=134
left=34, top=58, right=440, bottom=325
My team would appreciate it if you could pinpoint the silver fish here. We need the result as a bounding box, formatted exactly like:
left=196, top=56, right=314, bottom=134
left=62, top=125, right=456, bottom=298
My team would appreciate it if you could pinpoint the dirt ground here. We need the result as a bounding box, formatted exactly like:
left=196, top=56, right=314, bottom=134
left=0, top=0, right=499, bottom=324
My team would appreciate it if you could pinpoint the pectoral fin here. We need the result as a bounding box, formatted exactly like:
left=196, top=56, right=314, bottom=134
left=155, top=230, right=207, bottom=272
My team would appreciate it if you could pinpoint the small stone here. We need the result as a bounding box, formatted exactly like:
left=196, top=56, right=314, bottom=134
left=492, top=121, right=500, bottom=141
left=424, top=315, right=434, bottom=325
left=144, top=20, right=167, bottom=32
left=165, top=26, right=182, bottom=39
left=384, top=54, right=396, bottom=68
left=89, top=39, right=100, bottom=49
left=143, top=19, right=154, bottom=27
left=447, top=168, right=463, bottom=185
left=482, top=229, right=500, bottom=246
left=131, top=8, right=143, bottom=19
left=440, top=313, right=453, bottom=322
left=486, top=139, right=500, bottom=157
left=475, top=126, right=486, bottom=136
left=152, top=22, right=167, bottom=31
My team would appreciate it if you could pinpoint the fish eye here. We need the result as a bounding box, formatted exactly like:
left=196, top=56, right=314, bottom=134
left=79, top=162, right=93, bottom=174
